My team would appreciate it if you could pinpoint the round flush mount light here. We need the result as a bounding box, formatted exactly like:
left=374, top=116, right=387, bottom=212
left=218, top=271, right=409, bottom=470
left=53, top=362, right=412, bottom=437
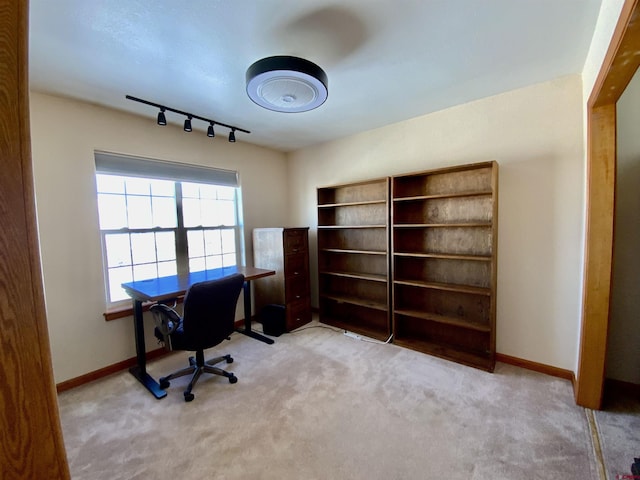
left=246, top=56, right=328, bottom=113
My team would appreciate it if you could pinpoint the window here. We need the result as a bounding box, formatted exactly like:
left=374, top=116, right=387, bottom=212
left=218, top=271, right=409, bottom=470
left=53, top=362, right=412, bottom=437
left=95, top=153, right=242, bottom=306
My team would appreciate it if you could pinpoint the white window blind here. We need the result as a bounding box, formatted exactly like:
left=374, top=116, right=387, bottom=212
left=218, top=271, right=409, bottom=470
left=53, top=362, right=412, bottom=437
left=95, top=151, right=239, bottom=187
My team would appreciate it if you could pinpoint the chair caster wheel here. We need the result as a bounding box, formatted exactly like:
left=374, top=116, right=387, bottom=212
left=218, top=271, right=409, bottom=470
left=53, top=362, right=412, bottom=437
left=229, top=375, right=238, bottom=384
left=226, top=356, right=234, bottom=364
left=159, top=378, right=170, bottom=389
left=184, top=392, right=194, bottom=402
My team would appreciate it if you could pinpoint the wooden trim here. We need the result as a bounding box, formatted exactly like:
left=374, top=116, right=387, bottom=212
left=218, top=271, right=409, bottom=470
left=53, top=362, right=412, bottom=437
left=577, top=104, right=617, bottom=409
left=496, top=353, right=574, bottom=381
left=0, top=1, right=70, bottom=477
left=591, top=1, right=640, bottom=108
left=56, top=348, right=171, bottom=393
left=577, top=0, right=640, bottom=410
left=59, top=349, right=578, bottom=393
left=104, top=303, right=147, bottom=321
left=104, top=296, right=184, bottom=321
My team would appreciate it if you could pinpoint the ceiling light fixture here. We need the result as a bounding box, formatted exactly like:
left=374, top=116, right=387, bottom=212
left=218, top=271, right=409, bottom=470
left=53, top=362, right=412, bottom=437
left=157, top=108, right=167, bottom=126
left=246, top=56, right=328, bottom=113
left=183, top=115, right=193, bottom=132
left=126, top=95, right=250, bottom=142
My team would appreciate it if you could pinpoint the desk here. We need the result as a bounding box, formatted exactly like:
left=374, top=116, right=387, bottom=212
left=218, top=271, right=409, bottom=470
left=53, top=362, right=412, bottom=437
left=122, top=266, right=276, bottom=399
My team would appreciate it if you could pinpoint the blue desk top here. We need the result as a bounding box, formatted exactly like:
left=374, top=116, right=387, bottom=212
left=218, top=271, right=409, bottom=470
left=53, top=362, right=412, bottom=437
left=121, top=266, right=274, bottom=302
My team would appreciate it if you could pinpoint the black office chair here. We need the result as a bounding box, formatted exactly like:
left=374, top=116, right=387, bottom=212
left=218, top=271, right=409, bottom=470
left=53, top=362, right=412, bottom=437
left=150, top=273, right=245, bottom=402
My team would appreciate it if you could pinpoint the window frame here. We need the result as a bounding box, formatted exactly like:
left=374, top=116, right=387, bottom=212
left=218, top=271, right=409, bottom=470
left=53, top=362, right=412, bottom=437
left=95, top=152, right=243, bottom=310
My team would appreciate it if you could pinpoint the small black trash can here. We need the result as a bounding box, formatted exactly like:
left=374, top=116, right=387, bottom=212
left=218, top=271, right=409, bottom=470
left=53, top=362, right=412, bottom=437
left=260, top=304, right=286, bottom=337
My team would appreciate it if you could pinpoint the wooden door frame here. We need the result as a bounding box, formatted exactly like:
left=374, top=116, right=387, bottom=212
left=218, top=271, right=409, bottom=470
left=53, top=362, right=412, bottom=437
left=576, top=0, right=640, bottom=409
left=1, top=0, right=70, bottom=477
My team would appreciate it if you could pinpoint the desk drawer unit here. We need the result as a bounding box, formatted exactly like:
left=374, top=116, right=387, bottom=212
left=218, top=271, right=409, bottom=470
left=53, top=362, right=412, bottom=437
left=285, top=267, right=310, bottom=303
left=284, top=229, right=307, bottom=254
left=286, top=297, right=312, bottom=331
left=253, top=227, right=312, bottom=332
left=284, top=252, right=310, bottom=302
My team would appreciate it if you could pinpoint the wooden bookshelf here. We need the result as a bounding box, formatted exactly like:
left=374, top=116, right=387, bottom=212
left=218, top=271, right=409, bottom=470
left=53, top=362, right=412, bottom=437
left=317, top=178, right=391, bottom=341
left=391, top=161, right=499, bottom=371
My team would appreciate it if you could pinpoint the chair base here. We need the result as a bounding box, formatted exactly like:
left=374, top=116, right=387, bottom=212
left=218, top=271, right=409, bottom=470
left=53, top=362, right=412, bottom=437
left=159, top=350, right=237, bottom=402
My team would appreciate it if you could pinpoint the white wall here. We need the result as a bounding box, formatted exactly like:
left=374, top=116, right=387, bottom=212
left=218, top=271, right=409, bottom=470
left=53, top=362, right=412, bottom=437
left=609, top=70, right=640, bottom=383
left=29, top=92, right=289, bottom=383
left=288, top=75, right=585, bottom=371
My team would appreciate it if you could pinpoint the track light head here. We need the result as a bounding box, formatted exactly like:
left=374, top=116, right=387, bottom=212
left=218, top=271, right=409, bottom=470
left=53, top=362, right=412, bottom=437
left=157, top=108, right=167, bottom=126
left=229, top=128, right=236, bottom=143
left=207, top=122, right=215, bottom=138
left=183, top=115, right=192, bottom=132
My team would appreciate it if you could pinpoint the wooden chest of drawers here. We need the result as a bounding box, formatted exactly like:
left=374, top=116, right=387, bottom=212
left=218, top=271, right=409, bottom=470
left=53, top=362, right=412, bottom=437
left=253, top=227, right=312, bottom=332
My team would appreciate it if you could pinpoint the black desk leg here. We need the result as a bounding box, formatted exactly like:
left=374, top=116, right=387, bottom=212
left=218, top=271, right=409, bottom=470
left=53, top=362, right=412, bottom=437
left=236, top=280, right=274, bottom=345
left=129, top=299, right=167, bottom=399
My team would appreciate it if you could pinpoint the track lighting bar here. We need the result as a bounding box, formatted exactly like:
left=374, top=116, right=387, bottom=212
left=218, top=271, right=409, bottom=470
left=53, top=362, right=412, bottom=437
left=126, top=95, right=250, bottom=140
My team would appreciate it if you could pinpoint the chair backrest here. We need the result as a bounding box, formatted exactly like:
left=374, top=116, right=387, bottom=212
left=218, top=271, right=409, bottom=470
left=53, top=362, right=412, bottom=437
left=180, top=273, right=245, bottom=350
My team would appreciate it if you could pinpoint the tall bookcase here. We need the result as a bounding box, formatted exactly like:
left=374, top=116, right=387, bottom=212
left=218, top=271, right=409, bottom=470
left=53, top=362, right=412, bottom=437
left=391, top=161, right=498, bottom=371
left=317, top=178, right=391, bottom=341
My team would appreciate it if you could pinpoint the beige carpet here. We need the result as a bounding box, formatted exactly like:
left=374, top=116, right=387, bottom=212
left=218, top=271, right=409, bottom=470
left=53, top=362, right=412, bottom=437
left=58, top=321, right=600, bottom=480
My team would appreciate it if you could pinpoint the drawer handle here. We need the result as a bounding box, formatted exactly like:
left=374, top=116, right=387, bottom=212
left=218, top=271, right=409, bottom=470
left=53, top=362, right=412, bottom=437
left=292, top=248, right=299, bottom=252
left=294, top=271, right=299, bottom=275
left=296, top=295, right=301, bottom=299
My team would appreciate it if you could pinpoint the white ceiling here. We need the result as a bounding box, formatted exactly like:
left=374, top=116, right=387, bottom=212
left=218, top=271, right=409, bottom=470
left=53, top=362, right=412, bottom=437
left=29, top=0, right=603, bottom=152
